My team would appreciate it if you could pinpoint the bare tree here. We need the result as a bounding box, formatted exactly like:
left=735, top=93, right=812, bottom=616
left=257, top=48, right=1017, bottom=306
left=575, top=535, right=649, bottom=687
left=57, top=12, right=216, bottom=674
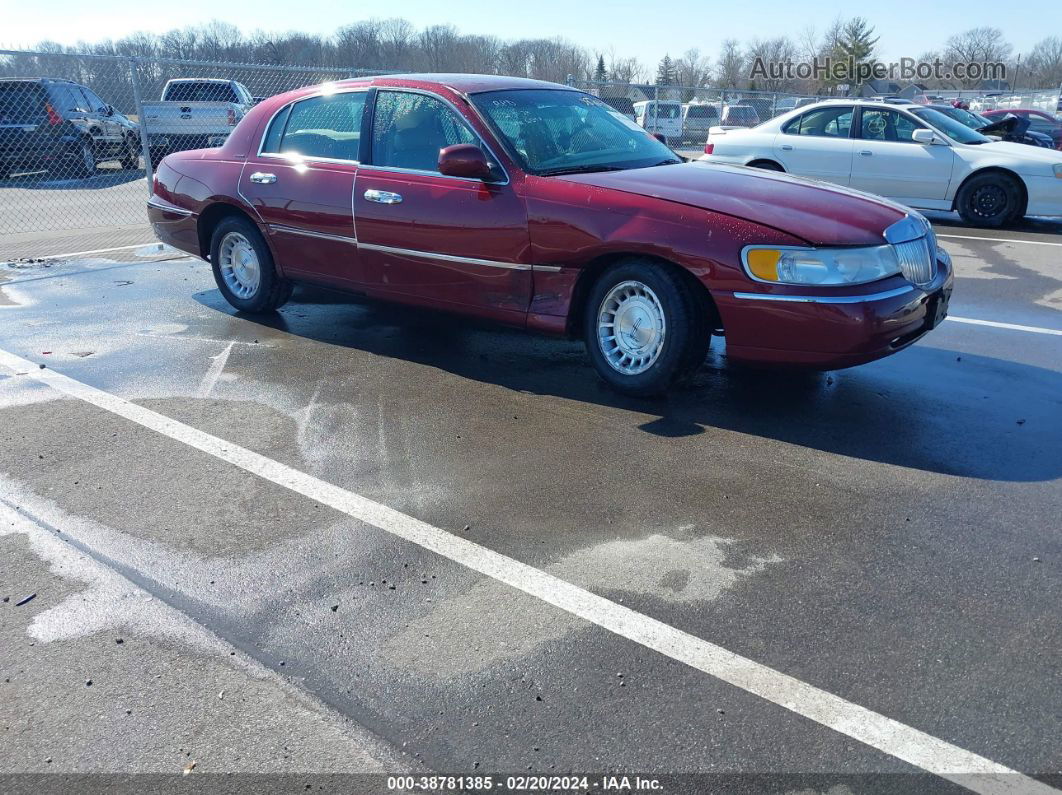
left=715, top=39, right=744, bottom=89
left=1024, top=36, right=1062, bottom=89
left=674, top=48, right=711, bottom=89
left=744, top=37, right=797, bottom=92
left=944, top=27, right=1013, bottom=88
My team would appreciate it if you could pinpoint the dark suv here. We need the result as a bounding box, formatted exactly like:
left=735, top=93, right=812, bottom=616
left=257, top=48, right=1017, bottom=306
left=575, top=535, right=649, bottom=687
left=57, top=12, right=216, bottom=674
left=0, top=78, right=141, bottom=179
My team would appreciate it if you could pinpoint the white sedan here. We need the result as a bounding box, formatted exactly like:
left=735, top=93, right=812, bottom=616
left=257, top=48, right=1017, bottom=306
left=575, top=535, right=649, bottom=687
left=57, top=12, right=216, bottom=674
left=699, top=100, right=1062, bottom=227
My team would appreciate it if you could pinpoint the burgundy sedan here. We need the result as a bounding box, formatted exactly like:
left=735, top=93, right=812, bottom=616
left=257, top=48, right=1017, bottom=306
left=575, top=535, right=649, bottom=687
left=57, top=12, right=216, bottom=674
left=147, top=74, right=953, bottom=396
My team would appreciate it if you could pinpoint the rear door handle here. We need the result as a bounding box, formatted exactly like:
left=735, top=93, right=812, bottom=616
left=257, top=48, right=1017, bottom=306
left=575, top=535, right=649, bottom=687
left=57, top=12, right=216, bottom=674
left=249, top=172, right=276, bottom=184
left=364, top=189, right=403, bottom=205
left=780, top=144, right=793, bottom=151
left=859, top=150, right=873, bottom=156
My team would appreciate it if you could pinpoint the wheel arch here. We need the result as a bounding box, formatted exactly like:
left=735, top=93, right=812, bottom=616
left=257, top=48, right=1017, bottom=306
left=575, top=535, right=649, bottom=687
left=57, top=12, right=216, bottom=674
left=951, top=166, right=1028, bottom=216
left=564, top=252, right=721, bottom=338
left=745, top=158, right=786, bottom=171
left=197, top=202, right=263, bottom=261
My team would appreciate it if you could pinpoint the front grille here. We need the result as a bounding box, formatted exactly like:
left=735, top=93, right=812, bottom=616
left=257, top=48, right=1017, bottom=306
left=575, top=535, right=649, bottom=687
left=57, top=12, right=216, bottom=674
left=895, top=237, right=936, bottom=286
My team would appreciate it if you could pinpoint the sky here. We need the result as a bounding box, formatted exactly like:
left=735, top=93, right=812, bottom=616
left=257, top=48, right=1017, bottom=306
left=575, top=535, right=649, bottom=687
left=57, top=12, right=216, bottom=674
left=1, top=0, right=1055, bottom=67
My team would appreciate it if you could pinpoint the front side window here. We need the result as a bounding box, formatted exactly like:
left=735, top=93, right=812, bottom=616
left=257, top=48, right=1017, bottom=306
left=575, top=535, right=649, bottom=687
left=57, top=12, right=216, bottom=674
left=370, top=91, right=476, bottom=173
left=860, top=109, right=924, bottom=143
left=264, top=92, right=367, bottom=162
left=784, top=107, right=852, bottom=137
left=471, top=89, right=678, bottom=175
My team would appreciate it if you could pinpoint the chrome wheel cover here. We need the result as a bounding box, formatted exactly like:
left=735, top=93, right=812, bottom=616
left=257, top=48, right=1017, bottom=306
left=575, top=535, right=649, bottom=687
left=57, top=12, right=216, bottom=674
left=596, top=280, right=666, bottom=376
left=218, top=232, right=261, bottom=299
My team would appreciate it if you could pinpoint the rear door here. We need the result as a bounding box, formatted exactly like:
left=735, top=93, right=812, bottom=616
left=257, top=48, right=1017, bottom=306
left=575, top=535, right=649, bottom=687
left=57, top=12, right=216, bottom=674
left=849, top=108, right=954, bottom=202
left=774, top=105, right=855, bottom=185
left=353, top=88, right=532, bottom=323
left=238, top=89, right=368, bottom=288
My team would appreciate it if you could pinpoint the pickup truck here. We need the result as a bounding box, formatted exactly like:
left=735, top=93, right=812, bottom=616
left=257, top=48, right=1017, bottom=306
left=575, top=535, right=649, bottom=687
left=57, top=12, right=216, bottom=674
left=141, top=78, right=255, bottom=167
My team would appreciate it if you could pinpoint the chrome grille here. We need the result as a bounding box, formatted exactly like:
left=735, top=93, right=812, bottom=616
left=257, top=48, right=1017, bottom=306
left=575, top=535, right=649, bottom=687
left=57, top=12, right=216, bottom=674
left=894, top=237, right=936, bottom=286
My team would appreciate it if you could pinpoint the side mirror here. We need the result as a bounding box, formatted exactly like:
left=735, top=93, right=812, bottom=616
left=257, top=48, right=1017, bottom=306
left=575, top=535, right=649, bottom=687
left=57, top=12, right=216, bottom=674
left=912, top=129, right=942, bottom=145
left=652, top=132, right=667, bottom=144
left=104, top=105, right=115, bottom=116
left=438, top=144, right=494, bottom=180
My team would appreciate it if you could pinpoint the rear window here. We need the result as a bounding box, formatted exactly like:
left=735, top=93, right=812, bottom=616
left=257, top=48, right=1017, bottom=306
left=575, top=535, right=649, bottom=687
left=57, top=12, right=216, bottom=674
left=0, top=82, right=46, bottom=123
left=685, top=106, right=718, bottom=119
left=164, top=82, right=239, bottom=103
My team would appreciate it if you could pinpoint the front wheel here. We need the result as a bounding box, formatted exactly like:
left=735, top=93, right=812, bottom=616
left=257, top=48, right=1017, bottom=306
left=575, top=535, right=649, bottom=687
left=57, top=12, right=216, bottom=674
left=120, top=137, right=141, bottom=170
left=583, top=260, right=711, bottom=396
left=209, top=216, right=293, bottom=313
left=955, top=172, right=1022, bottom=228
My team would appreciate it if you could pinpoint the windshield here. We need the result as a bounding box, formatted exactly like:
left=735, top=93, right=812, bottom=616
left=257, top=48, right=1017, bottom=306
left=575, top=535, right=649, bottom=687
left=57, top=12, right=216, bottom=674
left=934, top=106, right=991, bottom=129
left=471, top=89, right=680, bottom=175
left=909, top=107, right=992, bottom=144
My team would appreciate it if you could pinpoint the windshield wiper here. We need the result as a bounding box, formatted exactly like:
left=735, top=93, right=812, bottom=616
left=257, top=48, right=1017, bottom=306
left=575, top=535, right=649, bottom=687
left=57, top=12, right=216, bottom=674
left=646, top=158, right=682, bottom=167
left=539, top=164, right=629, bottom=176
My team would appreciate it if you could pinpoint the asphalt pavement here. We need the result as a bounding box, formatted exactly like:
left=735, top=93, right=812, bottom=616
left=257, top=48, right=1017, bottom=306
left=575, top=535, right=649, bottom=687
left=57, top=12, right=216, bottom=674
left=0, top=217, right=1059, bottom=794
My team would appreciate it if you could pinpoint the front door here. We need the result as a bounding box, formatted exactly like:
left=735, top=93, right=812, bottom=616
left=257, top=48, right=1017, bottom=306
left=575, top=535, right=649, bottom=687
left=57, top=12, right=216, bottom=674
left=353, top=89, right=532, bottom=323
left=238, top=90, right=368, bottom=288
left=849, top=108, right=954, bottom=202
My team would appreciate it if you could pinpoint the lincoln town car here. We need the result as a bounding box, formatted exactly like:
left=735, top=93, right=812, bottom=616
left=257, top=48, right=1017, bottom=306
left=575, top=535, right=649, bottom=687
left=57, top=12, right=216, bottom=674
left=147, top=75, right=953, bottom=395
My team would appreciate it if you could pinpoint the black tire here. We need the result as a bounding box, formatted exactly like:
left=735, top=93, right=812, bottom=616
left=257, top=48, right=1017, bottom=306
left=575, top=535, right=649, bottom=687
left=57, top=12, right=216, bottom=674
left=749, top=160, right=784, bottom=172
left=955, top=172, right=1022, bottom=228
left=209, top=215, right=293, bottom=313
left=120, top=136, right=140, bottom=170
left=69, top=138, right=95, bottom=179
left=583, top=259, right=711, bottom=397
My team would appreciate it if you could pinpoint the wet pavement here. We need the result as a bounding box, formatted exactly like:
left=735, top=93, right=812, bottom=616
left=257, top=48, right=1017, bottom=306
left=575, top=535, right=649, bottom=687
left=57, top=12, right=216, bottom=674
left=0, top=219, right=1059, bottom=793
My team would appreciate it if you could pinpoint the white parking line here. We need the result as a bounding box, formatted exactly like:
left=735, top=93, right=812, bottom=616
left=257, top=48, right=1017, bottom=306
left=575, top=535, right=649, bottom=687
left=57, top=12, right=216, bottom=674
left=948, top=316, right=1062, bottom=337
left=0, top=346, right=1055, bottom=795
left=34, top=243, right=163, bottom=261
left=936, top=233, right=1062, bottom=248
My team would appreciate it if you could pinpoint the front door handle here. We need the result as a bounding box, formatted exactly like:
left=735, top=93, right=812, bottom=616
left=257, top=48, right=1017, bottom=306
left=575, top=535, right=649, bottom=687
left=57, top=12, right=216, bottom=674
left=249, top=172, right=277, bottom=184
left=364, top=189, right=403, bottom=205
left=859, top=150, right=873, bottom=156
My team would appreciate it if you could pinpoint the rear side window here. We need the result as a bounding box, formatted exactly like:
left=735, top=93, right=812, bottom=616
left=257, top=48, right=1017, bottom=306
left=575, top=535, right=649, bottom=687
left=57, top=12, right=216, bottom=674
left=264, top=92, right=367, bottom=161
left=784, top=107, right=852, bottom=137
left=0, top=82, right=46, bottom=122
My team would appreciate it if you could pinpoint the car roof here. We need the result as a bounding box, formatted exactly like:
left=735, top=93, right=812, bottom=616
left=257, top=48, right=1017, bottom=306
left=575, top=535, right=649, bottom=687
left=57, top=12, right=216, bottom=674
left=0, top=77, right=81, bottom=85
left=167, top=78, right=234, bottom=84
left=360, top=73, right=578, bottom=94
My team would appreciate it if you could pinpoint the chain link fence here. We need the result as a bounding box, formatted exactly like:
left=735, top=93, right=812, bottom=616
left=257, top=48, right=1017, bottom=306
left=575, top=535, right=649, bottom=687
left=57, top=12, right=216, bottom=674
left=2, top=48, right=1060, bottom=261
left=0, top=48, right=387, bottom=259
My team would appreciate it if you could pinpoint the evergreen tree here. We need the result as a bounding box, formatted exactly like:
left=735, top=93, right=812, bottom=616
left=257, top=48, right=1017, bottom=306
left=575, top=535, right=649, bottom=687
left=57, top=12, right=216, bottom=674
left=656, top=54, right=678, bottom=85
left=594, top=54, right=607, bottom=82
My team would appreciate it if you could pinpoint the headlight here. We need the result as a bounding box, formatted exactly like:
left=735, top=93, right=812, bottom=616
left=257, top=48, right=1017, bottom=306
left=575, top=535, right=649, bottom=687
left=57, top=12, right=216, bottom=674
left=743, top=245, right=901, bottom=286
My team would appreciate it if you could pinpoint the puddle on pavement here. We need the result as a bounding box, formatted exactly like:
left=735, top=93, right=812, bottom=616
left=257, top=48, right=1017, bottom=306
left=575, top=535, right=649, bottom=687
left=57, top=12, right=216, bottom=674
left=383, top=532, right=782, bottom=679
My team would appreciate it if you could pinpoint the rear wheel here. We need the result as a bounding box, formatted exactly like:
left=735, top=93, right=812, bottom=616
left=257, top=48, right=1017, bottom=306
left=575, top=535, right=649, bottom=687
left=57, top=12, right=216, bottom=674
left=583, top=259, right=710, bottom=396
left=955, top=172, right=1022, bottom=228
left=209, top=216, right=293, bottom=313
left=69, top=138, right=95, bottom=179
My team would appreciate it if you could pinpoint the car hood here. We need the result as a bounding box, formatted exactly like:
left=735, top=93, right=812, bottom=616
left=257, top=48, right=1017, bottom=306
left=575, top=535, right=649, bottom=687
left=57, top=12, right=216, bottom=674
left=558, top=162, right=908, bottom=246
left=963, top=140, right=1062, bottom=164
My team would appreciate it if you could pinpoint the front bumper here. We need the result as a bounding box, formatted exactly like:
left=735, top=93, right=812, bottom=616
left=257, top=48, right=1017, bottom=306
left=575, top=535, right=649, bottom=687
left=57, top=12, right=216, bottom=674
left=716, top=258, right=954, bottom=369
